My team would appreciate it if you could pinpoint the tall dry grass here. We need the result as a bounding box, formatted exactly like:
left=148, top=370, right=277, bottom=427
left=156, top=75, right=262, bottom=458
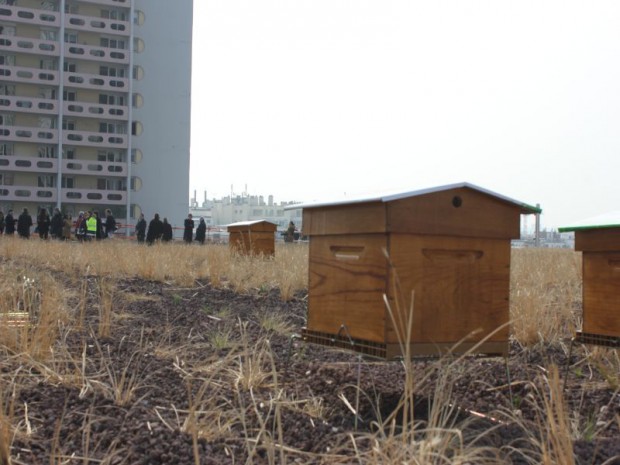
left=510, top=248, right=582, bottom=346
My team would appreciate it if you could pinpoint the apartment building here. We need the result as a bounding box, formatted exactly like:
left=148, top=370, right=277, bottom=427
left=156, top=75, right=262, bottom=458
left=0, top=0, right=192, bottom=229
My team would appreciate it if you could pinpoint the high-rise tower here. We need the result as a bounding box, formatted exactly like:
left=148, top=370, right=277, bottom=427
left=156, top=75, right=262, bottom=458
left=0, top=0, right=193, bottom=229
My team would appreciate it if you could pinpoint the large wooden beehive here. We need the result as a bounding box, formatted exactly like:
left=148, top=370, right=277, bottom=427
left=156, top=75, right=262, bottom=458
left=559, top=213, right=620, bottom=348
left=294, top=183, right=541, bottom=359
left=228, top=220, right=277, bottom=256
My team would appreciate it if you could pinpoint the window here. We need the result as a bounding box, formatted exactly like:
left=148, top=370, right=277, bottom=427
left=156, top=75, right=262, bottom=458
left=101, top=9, right=127, bottom=21
left=40, top=58, right=57, bottom=70
left=63, top=61, right=77, bottom=73
left=41, top=1, right=57, bottom=11
left=62, top=119, right=76, bottom=131
left=61, top=176, right=74, bottom=188
left=40, top=30, right=57, bottom=41
left=63, top=90, right=76, bottom=102
left=64, top=3, right=78, bottom=14
left=39, top=88, right=56, bottom=100
left=64, top=32, right=78, bottom=44
left=0, top=113, right=14, bottom=126
left=0, top=55, right=15, bottom=66
left=97, top=178, right=126, bottom=191
left=38, top=146, right=56, bottom=158
left=98, top=150, right=125, bottom=162
left=100, top=37, right=126, bottom=50
left=99, top=94, right=125, bottom=106
left=64, top=148, right=75, bottom=159
left=99, top=66, right=126, bottom=78
left=0, top=173, right=14, bottom=186
left=0, top=85, right=15, bottom=96
left=38, top=175, right=55, bottom=188
left=0, top=143, right=13, bottom=155
left=99, top=122, right=125, bottom=134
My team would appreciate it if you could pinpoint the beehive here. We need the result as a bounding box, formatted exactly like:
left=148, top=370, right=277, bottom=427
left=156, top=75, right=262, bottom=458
left=559, top=213, right=620, bottom=348
left=292, top=183, right=541, bottom=359
left=227, top=220, right=277, bottom=256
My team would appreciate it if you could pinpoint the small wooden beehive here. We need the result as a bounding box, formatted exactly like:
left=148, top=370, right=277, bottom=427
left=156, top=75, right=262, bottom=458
left=227, top=220, right=277, bottom=256
left=559, top=213, right=620, bottom=348
left=291, top=183, right=541, bottom=359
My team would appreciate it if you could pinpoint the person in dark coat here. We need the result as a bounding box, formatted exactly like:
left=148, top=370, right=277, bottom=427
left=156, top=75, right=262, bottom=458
left=195, top=218, right=207, bottom=244
left=50, top=208, right=63, bottom=239
left=162, top=218, right=173, bottom=242
left=93, top=211, right=104, bottom=240
left=183, top=213, right=194, bottom=244
left=146, top=213, right=163, bottom=245
left=17, top=208, right=33, bottom=239
left=4, top=209, right=15, bottom=235
left=0, top=210, right=4, bottom=235
left=104, top=209, right=117, bottom=238
left=135, top=213, right=147, bottom=243
left=37, top=208, right=51, bottom=239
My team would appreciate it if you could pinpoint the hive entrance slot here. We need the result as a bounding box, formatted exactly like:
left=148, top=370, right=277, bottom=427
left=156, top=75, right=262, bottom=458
left=330, top=245, right=364, bottom=261
left=422, top=249, right=484, bottom=263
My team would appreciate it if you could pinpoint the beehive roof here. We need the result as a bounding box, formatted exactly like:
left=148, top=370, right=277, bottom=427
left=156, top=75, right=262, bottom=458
left=558, top=210, right=620, bottom=232
left=227, top=220, right=277, bottom=227
left=285, top=182, right=541, bottom=214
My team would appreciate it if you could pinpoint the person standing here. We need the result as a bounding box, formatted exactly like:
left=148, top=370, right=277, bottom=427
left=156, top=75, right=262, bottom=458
left=17, top=208, right=33, bottom=239
left=135, top=213, right=147, bottom=243
left=0, top=210, right=4, bottom=235
left=162, top=217, right=173, bottom=242
left=285, top=221, right=296, bottom=243
left=74, top=212, right=86, bottom=241
left=85, top=211, right=97, bottom=241
left=183, top=213, right=194, bottom=244
left=104, top=209, right=117, bottom=238
left=63, top=214, right=72, bottom=241
left=146, top=213, right=163, bottom=245
left=50, top=207, right=63, bottom=239
left=37, top=208, right=51, bottom=239
left=5, top=209, right=16, bottom=235
left=195, top=218, right=207, bottom=244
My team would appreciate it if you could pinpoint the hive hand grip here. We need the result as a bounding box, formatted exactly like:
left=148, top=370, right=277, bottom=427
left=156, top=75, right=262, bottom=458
left=422, top=249, right=484, bottom=263
left=330, top=246, right=364, bottom=261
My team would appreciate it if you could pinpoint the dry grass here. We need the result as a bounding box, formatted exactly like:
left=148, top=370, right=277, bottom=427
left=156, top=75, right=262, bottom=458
left=0, top=239, right=616, bottom=464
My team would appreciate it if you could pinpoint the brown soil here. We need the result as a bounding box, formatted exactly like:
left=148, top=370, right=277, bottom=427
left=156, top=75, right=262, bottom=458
left=4, top=277, right=619, bottom=464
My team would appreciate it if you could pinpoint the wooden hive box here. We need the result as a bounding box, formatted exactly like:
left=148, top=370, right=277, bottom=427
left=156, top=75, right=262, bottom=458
left=227, top=220, right=277, bottom=256
left=290, top=183, right=541, bottom=359
left=559, top=213, right=620, bottom=348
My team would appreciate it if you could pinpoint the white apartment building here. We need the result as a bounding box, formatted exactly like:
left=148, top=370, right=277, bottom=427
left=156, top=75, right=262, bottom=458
left=0, top=0, right=192, bottom=229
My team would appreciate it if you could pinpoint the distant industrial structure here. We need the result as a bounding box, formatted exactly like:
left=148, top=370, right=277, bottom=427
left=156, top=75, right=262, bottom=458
left=189, top=189, right=302, bottom=233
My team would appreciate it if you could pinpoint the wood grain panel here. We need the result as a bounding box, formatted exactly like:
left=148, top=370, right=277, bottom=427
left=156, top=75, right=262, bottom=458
left=307, top=234, right=388, bottom=343
left=387, top=187, right=521, bottom=239
left=229, top=231, right=275, bottom=256
left=386, top=234, right=511, bottom=346
left=303, top=202, right=387, bottom=236
left=582, top=253, right=620, bottom=337
left=575, top=228, right=620, bottom=252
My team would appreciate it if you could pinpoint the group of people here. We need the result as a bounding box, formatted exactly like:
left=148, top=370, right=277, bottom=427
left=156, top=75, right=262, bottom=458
left=73, top=209, right=117, bottom=241
left=0, top=207, right=73, bottom=240
left=135, top=212, right=207, bottom=245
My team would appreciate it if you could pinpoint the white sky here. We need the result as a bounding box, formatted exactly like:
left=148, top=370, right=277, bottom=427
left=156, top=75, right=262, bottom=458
left=189, top=1, right=620, bottom=229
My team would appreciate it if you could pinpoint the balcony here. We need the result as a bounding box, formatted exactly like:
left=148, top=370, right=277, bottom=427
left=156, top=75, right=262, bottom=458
left=0, top=155, right=128, bottom=177
left=0, top=4, right=60, bottom=27
left=65, top=70, right=129, bottom=92
left=0, top=36, right=59, bottom=57
left=63, top=129, right=128, bottom=148
left=64, top=100, right=128, bottom=121
left=0, top=155, right=56, bottom=173
left=0, top=185, right=58, bottom=202
left=74, top=0, right=130, bottom=7
left=61, top=187, right=127, bottom=205
left=0, top=185, right=127, bottom=205
left=0, top=124, right=58, bottom=144
left=65, top=42, right=129, bottom=64
left=0, top=64, right=59, bottom=86
left=66, top=13, right=130, bottom=37
left=0, top=95, right=58, bottom=115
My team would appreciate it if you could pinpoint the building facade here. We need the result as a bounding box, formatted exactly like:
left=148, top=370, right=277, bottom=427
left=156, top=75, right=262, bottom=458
left=0, top=0, right=192, bottom=229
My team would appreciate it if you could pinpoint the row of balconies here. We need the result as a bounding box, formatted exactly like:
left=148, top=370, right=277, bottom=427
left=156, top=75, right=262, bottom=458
left=0, top=154, right=127, bottom=176
left=0, top=4, right=129, bottom=36
left=0, top=124, right=128, bottom=147
left=0, top=36, right=129, bottom=63
left=0, top=95, right=129, bottom=121
left=0, top=63, right=129, bottom=91
left=0, top=185, right=127, bottom=205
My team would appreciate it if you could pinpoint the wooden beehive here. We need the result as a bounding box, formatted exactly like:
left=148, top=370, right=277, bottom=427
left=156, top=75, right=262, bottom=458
left=227, top=220, right=277, bottom=256
left=293, top=183, right=541, bottom=359
left=559, top=213, right=620, bottom=348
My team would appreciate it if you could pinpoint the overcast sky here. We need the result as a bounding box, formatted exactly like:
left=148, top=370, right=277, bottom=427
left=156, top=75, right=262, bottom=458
left=189, top=1, right=620, bottom=229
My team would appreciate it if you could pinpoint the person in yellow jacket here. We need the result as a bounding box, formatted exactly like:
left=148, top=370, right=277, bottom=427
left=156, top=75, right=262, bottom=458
left=85, top=211, right=97, bottom=241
